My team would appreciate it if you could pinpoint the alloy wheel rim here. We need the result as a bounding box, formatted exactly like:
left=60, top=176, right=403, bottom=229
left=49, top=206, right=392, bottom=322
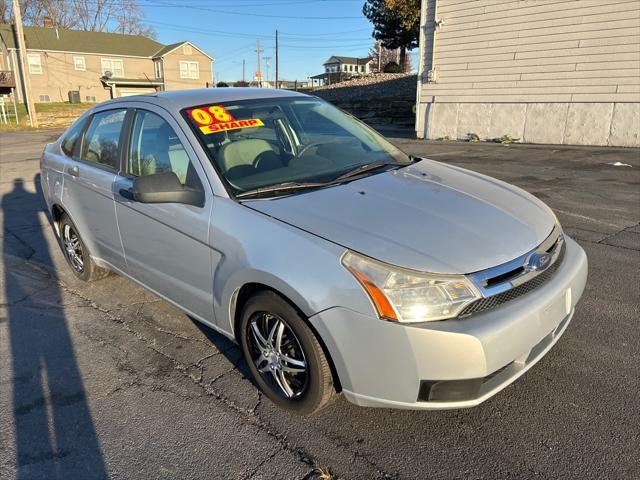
left=247, top=312, right=308, bottom=399
left=63, top=224, right=84, bottom=272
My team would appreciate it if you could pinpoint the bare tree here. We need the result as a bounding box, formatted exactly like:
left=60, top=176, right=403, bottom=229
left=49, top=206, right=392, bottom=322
left=369, top=41, right=412, bottom=73
left=23, top=0, right=80, bottom=29
left=0, top=0, right=9, bottom=23
left=4, top=0, right=156, bottom=38
left=114, top=0, right=156, bottom=38
left=71, top=0, right=156, bottom=38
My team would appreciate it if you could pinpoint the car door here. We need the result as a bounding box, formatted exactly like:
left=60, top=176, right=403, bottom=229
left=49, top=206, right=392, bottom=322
left=61, top=107, right=127, bottom=272
left=113, top=104, right=216, bottom=322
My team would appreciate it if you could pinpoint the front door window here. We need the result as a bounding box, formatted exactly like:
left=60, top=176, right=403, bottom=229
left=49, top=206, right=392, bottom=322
left=127, top=110, right=201, bottom=189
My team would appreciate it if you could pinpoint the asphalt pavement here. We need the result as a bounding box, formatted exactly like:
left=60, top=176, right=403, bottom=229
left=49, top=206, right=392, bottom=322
left=1, top=128, right=638, bottom=479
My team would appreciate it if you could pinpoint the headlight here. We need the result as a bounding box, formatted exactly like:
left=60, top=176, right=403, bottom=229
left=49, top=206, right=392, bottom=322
left=342, top=251, right=481, bottom=323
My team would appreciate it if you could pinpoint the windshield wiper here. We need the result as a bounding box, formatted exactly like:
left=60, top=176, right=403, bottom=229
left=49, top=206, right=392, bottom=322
left=236, top=181, right=328, bottom=199
left=332, top=161, right=399, bottom=182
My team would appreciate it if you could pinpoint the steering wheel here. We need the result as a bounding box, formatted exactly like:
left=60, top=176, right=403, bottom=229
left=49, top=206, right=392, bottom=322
left=85, top=148, right=100, bottom=163
left=295, top=142, right=324, bottom=159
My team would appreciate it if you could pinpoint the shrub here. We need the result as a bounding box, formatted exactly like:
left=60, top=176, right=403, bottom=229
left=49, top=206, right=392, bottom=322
left=383, top=61, right=402, bottom=73
left=216, top=82, right=229, bottom=88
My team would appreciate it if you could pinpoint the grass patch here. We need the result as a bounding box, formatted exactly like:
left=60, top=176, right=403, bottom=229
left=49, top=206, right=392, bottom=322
left=0, top=101, right=91, bottom=131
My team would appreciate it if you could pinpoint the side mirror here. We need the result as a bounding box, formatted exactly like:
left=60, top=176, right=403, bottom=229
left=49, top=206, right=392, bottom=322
left=132, top=172, right=204, bottom=207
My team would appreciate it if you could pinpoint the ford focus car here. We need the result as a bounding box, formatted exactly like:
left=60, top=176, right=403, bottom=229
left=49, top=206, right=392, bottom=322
left=40, top=89, right=588, bottom=414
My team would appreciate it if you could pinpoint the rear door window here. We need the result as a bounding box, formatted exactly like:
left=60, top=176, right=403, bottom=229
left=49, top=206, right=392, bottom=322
left=80, top=109, right=127, bottom=170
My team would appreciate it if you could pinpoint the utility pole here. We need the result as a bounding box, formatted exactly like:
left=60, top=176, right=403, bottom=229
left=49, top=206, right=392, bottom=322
left=242, top=59, right=246, bottom=83
left=378, top=42, right=382, bottom=72
left=255, top=40, right=263, bottom=87
left=12, top=0, right=37, bottom=127
left=275, top=29, right=279, bottom=89
left=263, top=56, right=271, bottom=86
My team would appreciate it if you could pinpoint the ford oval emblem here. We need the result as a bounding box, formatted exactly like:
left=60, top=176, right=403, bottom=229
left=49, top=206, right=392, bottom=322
left=527, top=252, right=552, bottom=272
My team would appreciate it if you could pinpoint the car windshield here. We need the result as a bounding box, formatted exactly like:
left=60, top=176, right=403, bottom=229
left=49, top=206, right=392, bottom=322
left=183, top=97, right=410, bottom=197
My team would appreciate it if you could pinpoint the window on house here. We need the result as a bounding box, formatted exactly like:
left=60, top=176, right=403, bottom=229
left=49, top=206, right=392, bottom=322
left=38, top=94, right=51, bottom=102
left=342, top=65, right=347, bottom=72
left=74, top=56, right=86, bottom=71
left=179, top=61, right=199, bottom=79
left=27, top=53, right=42, bottom=74
left=101, top=58, right=124, bottom=77
left=360, top=65, right=365, bottom=72
left=154, top=60, right=163, bottom=79
left=85, top=95, right=96, bottom=103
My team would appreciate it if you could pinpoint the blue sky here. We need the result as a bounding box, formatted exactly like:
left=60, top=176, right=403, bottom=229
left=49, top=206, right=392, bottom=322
left=139, top=0, right=418, bottom=83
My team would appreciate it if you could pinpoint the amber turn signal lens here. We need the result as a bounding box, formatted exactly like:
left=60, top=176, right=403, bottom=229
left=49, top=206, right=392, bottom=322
left=347, top=266, right=398, bottom=321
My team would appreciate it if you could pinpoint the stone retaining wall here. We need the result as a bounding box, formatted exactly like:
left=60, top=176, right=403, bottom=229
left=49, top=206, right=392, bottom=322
left=321, top=97, right=415, bottom=127
left=312, top=74, right=416, bottom=126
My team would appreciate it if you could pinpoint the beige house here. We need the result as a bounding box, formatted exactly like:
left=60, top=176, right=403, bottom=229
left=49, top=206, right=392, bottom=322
left=0, top=24, right=213, bottom=103
left=324, top=56, right=374, bottom=75
left=416, top=0, right=640, bottom=147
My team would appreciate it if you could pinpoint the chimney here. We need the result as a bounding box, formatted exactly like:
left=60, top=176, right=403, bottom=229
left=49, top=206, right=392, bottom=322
left=43, top=17, right=54, bottom=28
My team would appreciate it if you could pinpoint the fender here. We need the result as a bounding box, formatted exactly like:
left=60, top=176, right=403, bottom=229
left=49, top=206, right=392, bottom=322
left=208, top=197, right=375, bottom=335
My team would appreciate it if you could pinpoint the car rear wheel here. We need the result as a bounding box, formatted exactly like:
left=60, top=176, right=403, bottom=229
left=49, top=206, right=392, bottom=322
left=59, top=214, right=110, bottom=282
left=239, top=291, right=335, bottom=415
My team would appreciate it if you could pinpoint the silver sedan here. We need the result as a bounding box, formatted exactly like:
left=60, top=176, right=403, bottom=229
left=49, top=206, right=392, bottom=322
left=40, top=88, right=588, bottom=414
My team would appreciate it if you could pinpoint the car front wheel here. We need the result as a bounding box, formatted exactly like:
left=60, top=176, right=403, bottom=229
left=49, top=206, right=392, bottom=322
left=239, top=291, right=335, bottom=415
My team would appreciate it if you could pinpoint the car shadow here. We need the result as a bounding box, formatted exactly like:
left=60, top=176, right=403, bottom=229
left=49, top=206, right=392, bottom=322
left=2, top=175, right=108, bottom=479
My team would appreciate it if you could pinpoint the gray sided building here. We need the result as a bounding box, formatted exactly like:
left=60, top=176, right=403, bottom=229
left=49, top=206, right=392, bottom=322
left=416, top=0, right=640, bottom=147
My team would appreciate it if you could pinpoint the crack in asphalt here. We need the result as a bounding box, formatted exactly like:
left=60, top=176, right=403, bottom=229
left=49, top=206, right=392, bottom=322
left=2, top=220, right=411, bottom=479
left=574, top=222, right=640, bottom=252
left=240, top=448, right=281, bottom=480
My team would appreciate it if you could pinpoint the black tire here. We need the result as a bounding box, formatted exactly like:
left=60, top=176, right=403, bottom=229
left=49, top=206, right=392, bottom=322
left=239, top=290, right=335, bottom=415
left=58, top=213, right=110, bottom=282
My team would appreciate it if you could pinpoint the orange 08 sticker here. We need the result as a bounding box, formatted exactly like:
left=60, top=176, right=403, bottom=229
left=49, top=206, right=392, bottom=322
left=187, top=105, right=264, bottom=134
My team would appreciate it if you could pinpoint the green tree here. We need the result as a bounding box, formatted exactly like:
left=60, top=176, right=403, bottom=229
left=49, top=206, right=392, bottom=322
left=385, top=0, right=421, bottom=29
left=363, top=0, right=420, bottom=72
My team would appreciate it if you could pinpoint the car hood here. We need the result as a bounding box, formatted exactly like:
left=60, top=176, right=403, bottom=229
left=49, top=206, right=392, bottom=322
left=245, top=159, right=556, bottom=274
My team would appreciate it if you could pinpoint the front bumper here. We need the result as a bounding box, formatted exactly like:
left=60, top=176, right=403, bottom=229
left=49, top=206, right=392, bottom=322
left=309, top=236, right=588, bottom=410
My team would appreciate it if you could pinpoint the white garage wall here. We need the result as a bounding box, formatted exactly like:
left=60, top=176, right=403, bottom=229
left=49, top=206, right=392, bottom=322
left=417, top=0, right=640, bottom=146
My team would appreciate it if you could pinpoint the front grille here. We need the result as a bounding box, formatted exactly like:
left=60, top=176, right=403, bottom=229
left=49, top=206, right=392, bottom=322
left=459, top=242, right=565, bottom=318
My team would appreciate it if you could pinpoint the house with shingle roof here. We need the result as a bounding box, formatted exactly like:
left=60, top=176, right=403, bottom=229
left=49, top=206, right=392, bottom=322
left=323, top=56, right=373, bottom=76
left=309, top=55, right=374, bottom=86
left=0, top=23, right=213, bottom=103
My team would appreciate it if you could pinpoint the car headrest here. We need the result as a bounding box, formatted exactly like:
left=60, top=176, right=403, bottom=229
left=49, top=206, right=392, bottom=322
left=218, top=139, right=277, bottom=171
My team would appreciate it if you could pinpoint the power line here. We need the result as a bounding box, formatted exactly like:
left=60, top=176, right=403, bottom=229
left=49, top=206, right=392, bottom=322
left=143, top=0, right=363, bottom=19
left=144, top=20, right=372, bottom=46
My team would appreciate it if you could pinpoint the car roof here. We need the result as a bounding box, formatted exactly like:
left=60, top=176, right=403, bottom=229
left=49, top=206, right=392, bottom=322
left=100, top=88, right=313, bottom=112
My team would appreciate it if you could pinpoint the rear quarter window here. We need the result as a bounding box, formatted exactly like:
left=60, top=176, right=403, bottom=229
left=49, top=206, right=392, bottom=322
left=60, top=117, right=88, bottom=157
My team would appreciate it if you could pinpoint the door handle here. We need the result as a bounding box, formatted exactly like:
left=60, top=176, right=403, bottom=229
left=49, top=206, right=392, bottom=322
left=67, top=165, right=79, bottom=177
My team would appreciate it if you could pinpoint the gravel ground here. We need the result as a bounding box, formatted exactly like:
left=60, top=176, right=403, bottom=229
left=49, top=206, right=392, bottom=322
left=1, top=129, right=639, bottom=479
